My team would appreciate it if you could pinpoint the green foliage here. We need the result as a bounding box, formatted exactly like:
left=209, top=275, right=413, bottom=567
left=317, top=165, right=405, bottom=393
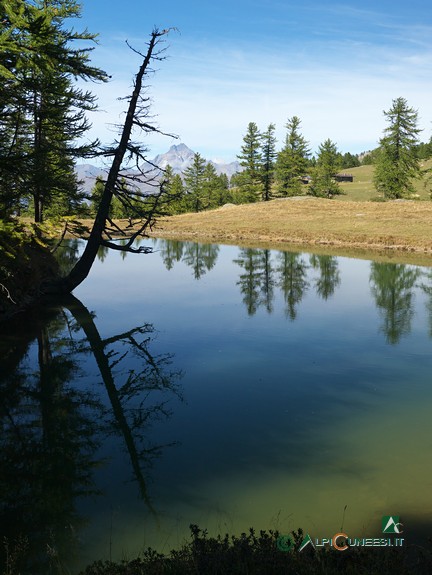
left=260, top=123, right=277, bottom=201
left=90, top=176, right=105, bottom=216
left=340, top=152, right=360, bottom=169
left=0, top=0, right=108, bottom=221
left=0, top=218, right=57, bottom=316
left=415, top=138, right=432, bottom=160
left=162, top=166, right=187, bottom=214
left=360, top=149, right=379, bottom=165
left=181, top=154, right=233, bottom=213
left=0, top=219, right=28, bottom=263
left=216, top=172, right=231, bottom=204
left=276, top=116, right=310, bottom=197
left=236, top=122, right=263, bottom=202
left=308, top=139, right=343, bottom=198
left=92, top=177, right=125, bottom=219
left=373, top=97, right=422, bottom=199
left=183, top=152, right=209, bottom=211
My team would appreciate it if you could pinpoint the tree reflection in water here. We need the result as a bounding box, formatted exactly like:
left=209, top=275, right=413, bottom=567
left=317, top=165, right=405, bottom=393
left=309, top=254, right=341, bottom=300
left=180, top=241, right=219, bottom=279
left=156, top=239, right=432, bottom=345
left=420, top=269, right=432, bottom=339
left=156, top=238, right=220, bottom=279
left=370, top=262, right=421, bottom=344
left=277, top=251, right=309, bottom=320
left=0, top=295, right=182, bottom=575
left=234, top=249, right=340, bottom=316
left=233, top=248, right=276, bottom=315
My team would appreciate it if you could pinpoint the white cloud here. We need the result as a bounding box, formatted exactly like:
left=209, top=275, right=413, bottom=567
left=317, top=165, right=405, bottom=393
left=81, top=28, right=432, bottom=161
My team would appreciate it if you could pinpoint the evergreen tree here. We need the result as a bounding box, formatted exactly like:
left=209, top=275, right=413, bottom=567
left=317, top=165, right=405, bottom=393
left=0, top=1, right=34, bottom=216
left=360, top=149, right=379, bottom=165
left=0, top=0, right=107, bottom=221
left=341, top=152, right=360, bottom=169
left=90, top=175, right=127, bottom=218
left=275, top=116, right=310, bottom=197
left=209, top=165, right=232, bottom=207
left=90, top=176, right=105, bottom=216
left=308, top=139, right=343, bottom=198
left=170, top=174, right=186, bottom=210
left=183, top=152, right=208, bottom=212
left=202, top=162, right=221, bottom=209
left=415, top=138, right=432, bottom=160
left=236, top=122, right=262, bottom=202
left=373, top=97, right=422, bottom=199
left=162, top=165, right=186, bottom=214
left=215, top=172, right=232, bottom=205
left=260, top=123, right=277, bottom=201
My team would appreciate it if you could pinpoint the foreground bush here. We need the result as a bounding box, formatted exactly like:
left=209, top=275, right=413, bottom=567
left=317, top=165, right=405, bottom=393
left=0, top=220, right=59, bottom=319
left=79, top=525, right=432, bottom=575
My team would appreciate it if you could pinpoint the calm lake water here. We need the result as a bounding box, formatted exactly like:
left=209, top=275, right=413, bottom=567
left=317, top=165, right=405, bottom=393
left=1, top=238, right=432, bottom=573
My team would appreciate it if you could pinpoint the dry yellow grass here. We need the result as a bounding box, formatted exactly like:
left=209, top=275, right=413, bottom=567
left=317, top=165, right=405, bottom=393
left=149, top=198, right=432, bottom=263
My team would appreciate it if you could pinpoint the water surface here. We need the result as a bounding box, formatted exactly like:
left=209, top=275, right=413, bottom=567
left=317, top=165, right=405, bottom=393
left=1, top=238, right=431, bottom=572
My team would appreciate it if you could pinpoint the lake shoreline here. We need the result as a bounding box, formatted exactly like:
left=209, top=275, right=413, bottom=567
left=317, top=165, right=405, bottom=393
left=56, top=198, right=432, bottom=265
left=146, top=198, right=432, bottom=266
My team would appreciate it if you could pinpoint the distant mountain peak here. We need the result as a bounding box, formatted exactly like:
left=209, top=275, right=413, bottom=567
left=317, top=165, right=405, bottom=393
left=75, top=143, right=240, bottom=195
left=169, top=143, right=191, bottom=152
left=152, top=143, right=195, bottom=172
left=151, top=143, right=240, bottom=177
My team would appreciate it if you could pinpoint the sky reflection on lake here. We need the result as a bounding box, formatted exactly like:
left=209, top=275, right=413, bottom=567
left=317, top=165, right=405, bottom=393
left=1, top=239, right=432, bottom=572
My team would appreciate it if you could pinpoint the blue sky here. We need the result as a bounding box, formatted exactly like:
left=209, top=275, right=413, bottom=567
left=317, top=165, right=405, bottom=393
left=76, top=0, right=432, bottom=161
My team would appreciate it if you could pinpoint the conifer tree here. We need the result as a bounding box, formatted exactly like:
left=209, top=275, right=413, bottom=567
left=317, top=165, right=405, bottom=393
left=0, top=0, right=108, bottom=221
left=213, top=172, right=232, bottom=206
left=162, top=165, right=186, bottom=214
left=202, top=162, right=224, bottom=208
left=236, top=122, right=262, bottom=202
left=275, top=116, right=310, bottom=197
left=341, top=152, right=360, bottom=169
left=308, top=139, right=342, bottom=198
left=373, top=97, right=422, bottom=199
left=260, top=123, right=277, bottom=201
left=183, top=152, right=208, bottom=212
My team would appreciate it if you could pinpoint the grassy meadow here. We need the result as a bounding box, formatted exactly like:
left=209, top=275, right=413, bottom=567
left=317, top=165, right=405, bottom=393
left=336, top=158, right=432, bottom=201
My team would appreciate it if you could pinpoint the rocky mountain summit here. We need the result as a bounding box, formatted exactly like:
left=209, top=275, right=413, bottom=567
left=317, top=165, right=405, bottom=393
left=151, top=143, right=240, bottom=177
left=75, top=143, right=240, bottom=195
left=152, top=143, right=195, bottom=172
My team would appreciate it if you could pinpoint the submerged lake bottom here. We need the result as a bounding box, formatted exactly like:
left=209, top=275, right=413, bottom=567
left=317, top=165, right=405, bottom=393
left=1, top=238, right=432, bottom=573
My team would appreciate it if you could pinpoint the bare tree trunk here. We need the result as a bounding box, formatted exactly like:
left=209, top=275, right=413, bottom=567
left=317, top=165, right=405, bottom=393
left=61, top=293, right=157, bottom=511
left=49, top=29, right=168, bottom=294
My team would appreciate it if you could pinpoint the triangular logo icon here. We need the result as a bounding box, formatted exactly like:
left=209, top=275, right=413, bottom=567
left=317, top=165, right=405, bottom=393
left=299, top=533, right=315, bottom=552
left=382, top=516, right=403, bottom=534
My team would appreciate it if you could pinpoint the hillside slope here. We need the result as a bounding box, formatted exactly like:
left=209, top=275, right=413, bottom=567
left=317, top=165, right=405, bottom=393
left=336, top=158, right=432, bottom=200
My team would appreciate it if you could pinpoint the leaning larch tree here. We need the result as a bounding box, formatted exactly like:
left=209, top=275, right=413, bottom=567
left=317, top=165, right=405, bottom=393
left=49, top=28, right=176, bottom=294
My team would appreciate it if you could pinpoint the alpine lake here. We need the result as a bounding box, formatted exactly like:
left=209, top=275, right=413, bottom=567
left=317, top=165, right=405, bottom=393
left=1, top=237, right=432, bottom=573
